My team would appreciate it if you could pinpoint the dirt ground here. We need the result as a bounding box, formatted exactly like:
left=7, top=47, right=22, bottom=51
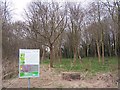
left=2, top=65, right=118, bottom=88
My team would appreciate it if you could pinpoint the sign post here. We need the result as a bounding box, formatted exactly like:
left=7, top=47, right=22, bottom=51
left=19, top=49, right=40, bottom=89
left=28, top=78, right=30, bottom=90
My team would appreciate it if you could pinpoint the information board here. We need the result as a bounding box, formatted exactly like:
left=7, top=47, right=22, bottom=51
left=19, top=49, right=40, bottom=78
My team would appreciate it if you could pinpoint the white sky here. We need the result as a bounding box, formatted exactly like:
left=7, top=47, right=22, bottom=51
left=11, top=0, right=32, bottom=21
left=10, top=0, right=104, bottom=21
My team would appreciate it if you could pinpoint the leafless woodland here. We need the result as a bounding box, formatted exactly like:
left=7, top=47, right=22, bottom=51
left=0, top=0, right=120, bottom=88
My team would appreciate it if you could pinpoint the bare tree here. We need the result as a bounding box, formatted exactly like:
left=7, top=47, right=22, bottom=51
left=116, top=1, right=120, bottom=57
left=67, top=2, right=84, bottom=64
left=87, top=2, right=102, bottom=62
left=25, top=1, right=67, bottom=67
left=2, top=0, right=13, bottom=58
left=103, top=0, right=118, bottom=56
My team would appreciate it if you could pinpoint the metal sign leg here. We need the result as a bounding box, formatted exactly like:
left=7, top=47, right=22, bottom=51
left=28, top=78, right=30, bottom=90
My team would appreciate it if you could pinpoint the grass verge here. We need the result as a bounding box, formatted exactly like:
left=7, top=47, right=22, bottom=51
left=41, top=57, right=118, bottom=74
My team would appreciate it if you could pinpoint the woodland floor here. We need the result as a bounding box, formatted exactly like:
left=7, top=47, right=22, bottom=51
left=2, top=64, right=119, bottom=88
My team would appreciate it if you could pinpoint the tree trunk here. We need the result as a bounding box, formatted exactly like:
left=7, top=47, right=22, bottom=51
left=53, top=46, right=56, bottom=63
left=108, top=46, right=111, bottom=57
left=94, top=44, right=97, bottom=57
left=115, top=36, right=117, bottom=56
left=50, top=44, right=53, bottom=68
left=117, top=4, right=120, bottom=57
left=102, top=41, right=104, bottom=64
left=96, top=41, right=101, bottom=62
left=113, top=33, right=116, bottom=56
left=101, top=27, right=104, bottom=64
left=62, top=72, right=81, bottom=81
left=108, top=38, right=111, bottom=57
left=73, top=47, right=77, bottom=65
left=87, top=44, right=89, bottom=57
left=59, top=47, right=62, bottom=64
left=78, top=47, right=82, bottom=63
left=41, top=48, right=45, bottom=61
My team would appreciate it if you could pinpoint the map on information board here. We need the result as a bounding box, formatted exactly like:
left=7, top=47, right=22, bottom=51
left=19, top=49, right=40, bottom=78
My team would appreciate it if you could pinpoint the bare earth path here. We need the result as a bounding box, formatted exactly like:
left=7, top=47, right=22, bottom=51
left=2, top=65, right=118, bottom=88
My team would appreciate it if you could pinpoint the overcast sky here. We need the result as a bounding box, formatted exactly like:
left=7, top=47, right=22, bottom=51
left=11, top=0, right=32, bottom=21
left=10, top=0, right=109, bottom=21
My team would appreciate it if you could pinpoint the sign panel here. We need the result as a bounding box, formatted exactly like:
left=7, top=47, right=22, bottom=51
left=19, top=49, right=40, bottom=78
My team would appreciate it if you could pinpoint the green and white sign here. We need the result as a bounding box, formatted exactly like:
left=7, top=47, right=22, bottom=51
left=19, top=49, right=40, bottom=78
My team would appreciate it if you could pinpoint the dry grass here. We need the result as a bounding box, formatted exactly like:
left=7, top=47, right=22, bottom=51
left=2, top=64, right=118, bottom=88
